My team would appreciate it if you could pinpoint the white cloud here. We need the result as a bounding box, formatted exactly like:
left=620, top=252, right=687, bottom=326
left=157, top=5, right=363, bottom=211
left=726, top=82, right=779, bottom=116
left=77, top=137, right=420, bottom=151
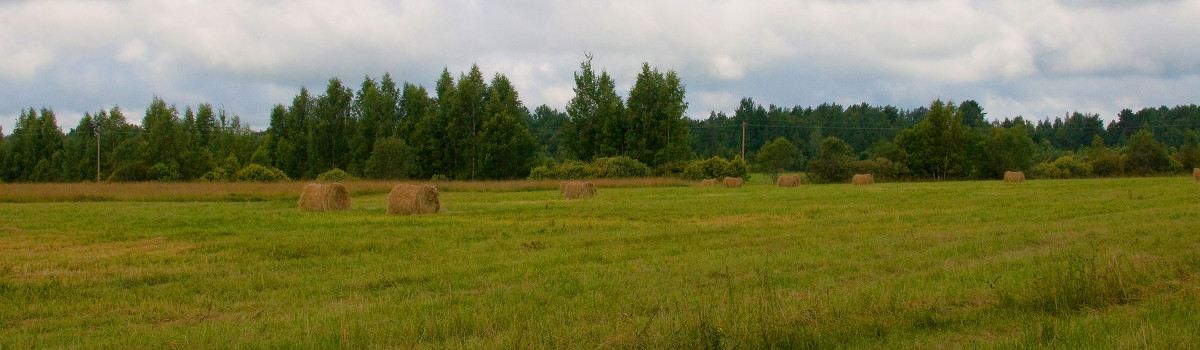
left=0, top=47, right=53, bottom=80
left=710, top=56, right=745, bottom=80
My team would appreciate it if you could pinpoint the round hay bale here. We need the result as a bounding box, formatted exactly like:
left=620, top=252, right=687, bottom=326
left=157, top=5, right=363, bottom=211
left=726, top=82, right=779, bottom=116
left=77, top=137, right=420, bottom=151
left=699, top=178, right=718, bottom=187
left=777, top=175, right=801, bottom=187
left=1004, top=171, right=1026, bottom=183
left=298, top=183, right=351, bottom=211
left=1194, top=168, right=1199, bottom=181
left=387, top=184, right=440, bottom=215
left=563, top=181, right=597, bottom=199
left=723, top=177, right=744, bottom=188
left=851, top=174, right=874, bottom=186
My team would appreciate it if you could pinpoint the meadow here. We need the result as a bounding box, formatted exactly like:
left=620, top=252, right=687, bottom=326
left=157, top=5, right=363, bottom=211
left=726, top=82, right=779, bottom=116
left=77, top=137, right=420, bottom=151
left=1, top=176, right=1198, bottom=348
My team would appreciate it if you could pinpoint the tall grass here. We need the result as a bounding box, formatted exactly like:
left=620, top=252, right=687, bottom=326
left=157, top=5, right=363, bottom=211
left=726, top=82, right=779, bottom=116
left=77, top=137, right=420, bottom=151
left=0, top=177, right=688, bottom=202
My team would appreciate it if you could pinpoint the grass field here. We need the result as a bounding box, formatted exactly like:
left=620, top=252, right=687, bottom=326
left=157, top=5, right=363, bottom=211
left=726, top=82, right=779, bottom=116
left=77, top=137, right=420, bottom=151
left=2, top=176, right=1199, bottom=348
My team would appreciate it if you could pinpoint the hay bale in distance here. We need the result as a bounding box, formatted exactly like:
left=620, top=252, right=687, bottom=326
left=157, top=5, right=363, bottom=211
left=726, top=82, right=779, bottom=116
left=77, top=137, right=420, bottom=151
left=851, top=174, right=874, bottom=186
left=1194, top=168, right=1199, bottom=181
left=777, top=175, right=801, bottom=187
left=1004, top=171, right=1026, bottom=183
left=699, top=178, right=718, bottom=187
left=723, top=177, right=744, bottom=188
left=299, top=183, right=351, bottom=211
left=562, top=181, right=597, bottom=199
left=387, top=184, right=440, bottom=215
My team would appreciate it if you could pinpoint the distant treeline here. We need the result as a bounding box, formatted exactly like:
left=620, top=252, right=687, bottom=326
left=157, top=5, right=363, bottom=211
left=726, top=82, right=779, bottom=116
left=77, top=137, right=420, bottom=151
left=2, top=56, right=1198, bottom=183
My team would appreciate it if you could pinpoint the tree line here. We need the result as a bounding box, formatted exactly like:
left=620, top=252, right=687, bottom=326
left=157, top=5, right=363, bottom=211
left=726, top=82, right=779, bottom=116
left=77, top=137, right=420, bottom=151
left=2, top=56, right=1199, bottom=183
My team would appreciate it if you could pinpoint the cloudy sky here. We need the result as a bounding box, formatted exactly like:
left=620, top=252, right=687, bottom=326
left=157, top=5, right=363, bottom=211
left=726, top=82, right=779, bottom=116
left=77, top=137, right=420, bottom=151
left=3, top=0, right=1199, bottom=133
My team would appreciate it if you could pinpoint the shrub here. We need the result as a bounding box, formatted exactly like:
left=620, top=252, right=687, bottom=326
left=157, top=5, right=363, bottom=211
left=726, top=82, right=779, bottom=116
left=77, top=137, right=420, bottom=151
left=316, top=168, right=356, bottom=182
left=107, top=163, right=148, bottom=182
left=682, top=156, right=731, bottom=180
left=528, top=157, right=652, bottom=180
left=234, top=164, right=290, bottom=182
left=1031, top=155, right=1091, bottom=179
left=591, top=156, right=652, bottom=178
left=1088, top=153, right=1126, bottom=177
left=681, top=156, right=748, bottom=180
left=147, top=162, right=180, bottom=182
left=198, top=167, right=229, bottom=182
left=852, top=157, right=910, bottom=182
left=726, top=156, right=750, bottom=180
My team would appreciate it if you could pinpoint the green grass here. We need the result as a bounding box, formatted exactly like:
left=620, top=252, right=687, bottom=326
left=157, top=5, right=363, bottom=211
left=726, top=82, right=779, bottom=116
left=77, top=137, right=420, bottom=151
left=2, top=177, right=1199, bottom=348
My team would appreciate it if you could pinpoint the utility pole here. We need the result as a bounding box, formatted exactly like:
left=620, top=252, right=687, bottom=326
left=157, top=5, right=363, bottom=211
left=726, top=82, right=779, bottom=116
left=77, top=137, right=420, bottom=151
left=741, top=121, right=747, bottom=159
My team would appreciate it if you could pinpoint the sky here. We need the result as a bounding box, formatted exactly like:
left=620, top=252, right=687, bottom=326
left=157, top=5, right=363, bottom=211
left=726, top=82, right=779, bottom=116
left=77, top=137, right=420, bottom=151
left=2, top=0, right=1200, bottom=133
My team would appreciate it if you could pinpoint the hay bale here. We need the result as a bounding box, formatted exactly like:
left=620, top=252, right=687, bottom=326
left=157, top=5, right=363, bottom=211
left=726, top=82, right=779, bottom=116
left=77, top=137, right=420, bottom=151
left=387, top=184, right=440, bottom=215
left=558, top=181, right=570, bottom=194
left=1194, top=168, right=1199, bottom=181
left=777, top=175, right=801, bottom=187
left=563, top=181, right=597, bottom=199
left=699, top=178, right=718, bottom=187
left=723, top=177, right=744, bottom=188
left=851, top=174, right=874, bottom=186
left=299, top=183, right=350, bottom=211
left=1004, top=171, right=1026, bottom=183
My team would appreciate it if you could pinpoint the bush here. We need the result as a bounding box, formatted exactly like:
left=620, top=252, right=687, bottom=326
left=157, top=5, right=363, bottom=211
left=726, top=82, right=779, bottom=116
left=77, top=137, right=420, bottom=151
left=316, top=168, right=356, bottom=182
left=852, top=157, right=910, bottom=182
left=726, top=156, right=750, bottom=179
left=109, top=163, right=149, bottom=182
left=147, top=162, right=180, bottom=182
left=1088, top=153, right=1126, bottom=177
left=653, top=161, right=688, bottom=177
left=234, top=164, right=290, bottom=182
left=591, top=156, right=652, bottom=178
left=681, top=156, right=748, bottom=180
left=198, top=167, right=229, bottom=182
left=528, top=157, right=652, bottom=180
left=1031, top=155, right=1091, bottom=179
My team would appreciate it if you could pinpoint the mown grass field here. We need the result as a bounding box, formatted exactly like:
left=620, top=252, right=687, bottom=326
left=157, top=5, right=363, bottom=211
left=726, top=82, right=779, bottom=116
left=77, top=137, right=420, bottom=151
left=2, top=176, right=1199, bottom=348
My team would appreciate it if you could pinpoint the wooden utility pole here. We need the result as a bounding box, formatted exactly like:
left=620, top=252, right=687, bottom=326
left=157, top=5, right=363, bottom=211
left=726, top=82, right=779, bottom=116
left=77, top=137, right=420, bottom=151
left=741, top=121, right=747, bottom=159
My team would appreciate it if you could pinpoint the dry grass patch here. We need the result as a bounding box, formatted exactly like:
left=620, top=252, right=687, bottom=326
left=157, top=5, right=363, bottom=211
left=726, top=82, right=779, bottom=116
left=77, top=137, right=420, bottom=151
left=2, top=236, right=195, bottom=283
